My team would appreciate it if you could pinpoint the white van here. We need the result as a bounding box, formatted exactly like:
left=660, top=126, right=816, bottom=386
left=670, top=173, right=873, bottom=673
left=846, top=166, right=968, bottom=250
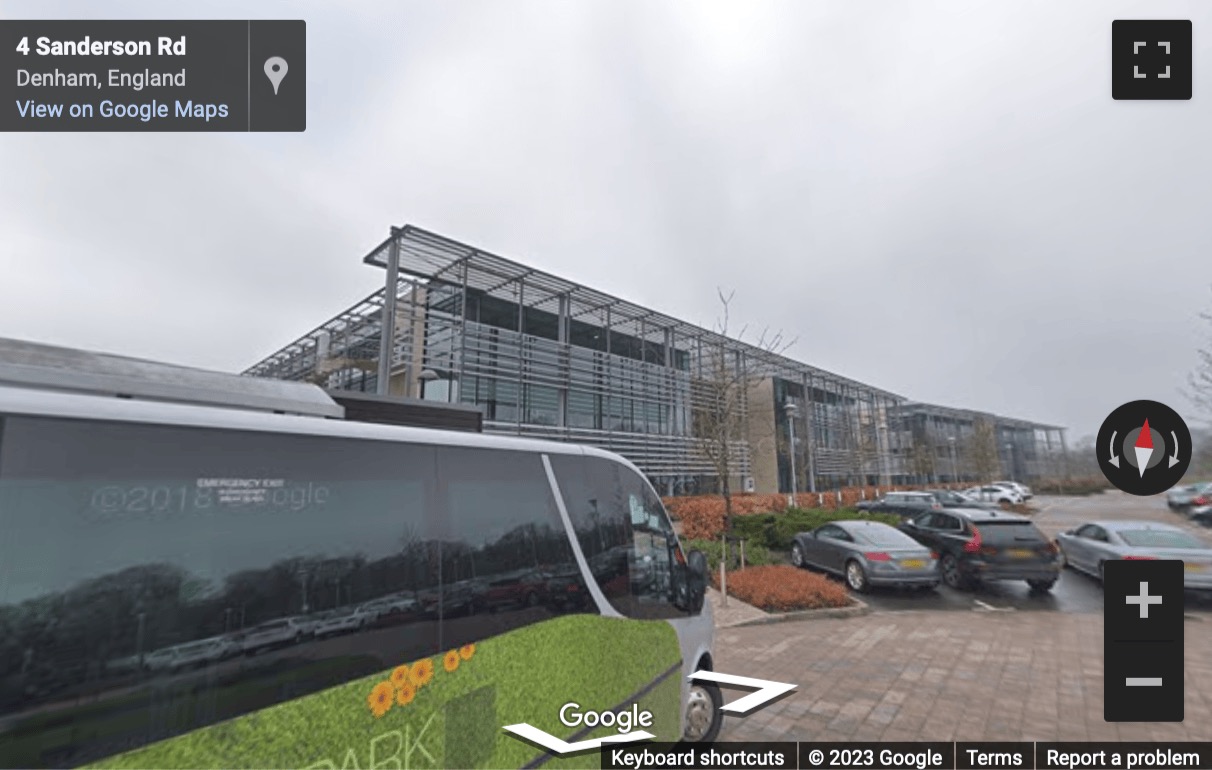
left=0, top=340, right=718, bottom=769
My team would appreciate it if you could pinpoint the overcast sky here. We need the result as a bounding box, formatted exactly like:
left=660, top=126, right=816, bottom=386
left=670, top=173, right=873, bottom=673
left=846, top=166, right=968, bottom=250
left=2, top=0, right=1210, bottom=442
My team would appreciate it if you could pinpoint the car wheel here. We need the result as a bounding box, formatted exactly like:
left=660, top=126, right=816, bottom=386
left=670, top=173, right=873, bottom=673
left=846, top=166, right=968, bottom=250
left=845, top=560, right=869, bottom=593
left=1027, top=579, right=1056, bottom=593
left=940, top=553, right=967, bottom=590
left=790, top=543, right=804, bottom=568
left=680, top=675, right=723, bottom=743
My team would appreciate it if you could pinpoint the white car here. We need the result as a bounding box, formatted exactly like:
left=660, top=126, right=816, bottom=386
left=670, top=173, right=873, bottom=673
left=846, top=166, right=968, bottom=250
left=992, top=481, right=1032, bottom=499
left=311, top=607, right=374, bottom=637
left=964, top=485, right=1023, bottom=504
left=143, top=637, right=239, bottom=672
left=240, top=617, right=313, bottom=654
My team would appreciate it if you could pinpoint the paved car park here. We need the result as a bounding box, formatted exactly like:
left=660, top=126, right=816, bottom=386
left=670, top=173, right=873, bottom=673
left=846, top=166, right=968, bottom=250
left=854, top=492, right=1212, bottom=614
left=712, top=491, right=1212, bottom=741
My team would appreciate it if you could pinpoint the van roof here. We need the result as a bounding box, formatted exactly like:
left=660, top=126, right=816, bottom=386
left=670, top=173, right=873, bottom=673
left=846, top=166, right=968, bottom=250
left=0, top=382, right=597, bottom=458
left=0, top=336, right=343, bottom=418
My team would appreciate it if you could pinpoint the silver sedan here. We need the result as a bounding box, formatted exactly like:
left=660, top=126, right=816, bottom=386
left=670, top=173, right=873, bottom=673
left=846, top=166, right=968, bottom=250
left=1055, top=520, right=1212, bottom=591
left=790, top=520, right=939, bottom=593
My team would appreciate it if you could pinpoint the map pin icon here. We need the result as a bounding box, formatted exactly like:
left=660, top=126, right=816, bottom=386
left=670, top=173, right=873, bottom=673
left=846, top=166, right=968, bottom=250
left=264, top=57, right=288, bottom=95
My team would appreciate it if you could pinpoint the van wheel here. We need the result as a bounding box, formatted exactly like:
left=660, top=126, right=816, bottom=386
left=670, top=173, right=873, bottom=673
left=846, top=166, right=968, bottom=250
left=681, top=677, right=722, bottom=743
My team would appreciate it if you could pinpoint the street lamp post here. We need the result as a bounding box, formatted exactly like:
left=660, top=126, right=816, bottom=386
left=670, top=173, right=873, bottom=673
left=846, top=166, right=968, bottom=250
left=417, top=368, right=439, bottom=400
left=947, top=436, right=958, bottom=486
left=784, top=403, right=799, bottom=506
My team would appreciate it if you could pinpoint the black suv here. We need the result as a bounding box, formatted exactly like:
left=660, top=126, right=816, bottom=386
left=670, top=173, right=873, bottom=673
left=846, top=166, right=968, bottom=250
left=855, top=491, right=941, bottom=518
left=898, top=508, right=1061, bottom=592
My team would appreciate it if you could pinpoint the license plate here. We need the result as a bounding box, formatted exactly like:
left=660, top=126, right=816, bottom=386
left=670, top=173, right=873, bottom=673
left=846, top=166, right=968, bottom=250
left=1186, top=563, right=1205, bottom=572
left=900, top=559, right=926, bottom=568
left=1008, top=549, right=1033, bottom=559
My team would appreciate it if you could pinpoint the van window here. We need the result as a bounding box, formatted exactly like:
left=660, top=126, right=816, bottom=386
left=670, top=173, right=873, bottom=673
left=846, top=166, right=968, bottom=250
left=0, top=415, right=441, bottom=768
left=432, top=446, right=592, bottom=651
left=548, top=455, right=687, bottom=620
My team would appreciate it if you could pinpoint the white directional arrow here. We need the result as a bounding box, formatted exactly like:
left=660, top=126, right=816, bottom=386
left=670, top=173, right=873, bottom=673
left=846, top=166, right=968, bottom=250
left=1169, top=431, right=1181, bottom=468
left=688, top=671, right=797, bottom=715
left=501, top=723, right=653, bottom=756
left=1109, top=431, right=1120, bottom=468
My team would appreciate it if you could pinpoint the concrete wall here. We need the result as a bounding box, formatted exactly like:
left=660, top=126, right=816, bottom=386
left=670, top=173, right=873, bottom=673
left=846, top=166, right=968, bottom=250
left=745, top=377, right=780, bottom=495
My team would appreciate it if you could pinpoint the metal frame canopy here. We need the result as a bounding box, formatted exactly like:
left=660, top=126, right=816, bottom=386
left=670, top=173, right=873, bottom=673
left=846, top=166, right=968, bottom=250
left=1, top=336, right=344, bottom=418
left=896, top=401, right=1064, bottom=432
left=360, top=224, right=904, bottom=398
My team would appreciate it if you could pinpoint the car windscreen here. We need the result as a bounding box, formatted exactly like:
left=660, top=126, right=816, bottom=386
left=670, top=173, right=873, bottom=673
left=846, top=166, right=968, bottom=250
left=976, top=521, right=1045, bottom=544
left=1118, top=530, right=1205, bottom=549
left=853, top=527, right=916, bottom=547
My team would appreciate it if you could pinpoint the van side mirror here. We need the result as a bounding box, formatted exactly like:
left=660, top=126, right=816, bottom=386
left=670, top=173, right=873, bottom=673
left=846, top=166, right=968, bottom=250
left=684, top=550, right=708, bottom=613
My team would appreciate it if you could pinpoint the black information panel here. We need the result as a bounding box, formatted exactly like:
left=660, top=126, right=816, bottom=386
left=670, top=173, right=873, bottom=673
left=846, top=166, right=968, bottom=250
left=1103, top=559, right=1185, bottom=722
left=0, top=20, right=305, bottom=131
left=596, top=742, right=1212, bottom=770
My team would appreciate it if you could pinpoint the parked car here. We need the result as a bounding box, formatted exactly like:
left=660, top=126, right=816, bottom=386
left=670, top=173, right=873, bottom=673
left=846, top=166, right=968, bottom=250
left=899, top=508, right=1060, bottom=592
left=854, top=491, right=943, bottom=518
left=483, top=569, right=547, bottom=611
left=543, top=567, right=590, bottom=611
left=143, top=637, right=240, bottom=672
left=1055, top=520, right=1212, bottom=590
left=1169, top=482, right=1212, bottom=513
left=964, top=485, right=1023, bottom=505
left=925, top=489, right=999, bottom=510
left=1191, top=500, right=1212, bottom=526
left=240, top=617, right=313, bottom=655
left=790, top=520, right=939, bottom=592
left=992, top=481, right=1032, bottom=500
left=310, top=607, right=374, bottom=637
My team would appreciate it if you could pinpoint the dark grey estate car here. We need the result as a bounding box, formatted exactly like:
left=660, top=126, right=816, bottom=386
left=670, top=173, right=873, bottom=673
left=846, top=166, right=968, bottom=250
left=790, top=520, right=939, bottom=593
left=898, top=508, right=1061, bottom=592
left=854, top=491, right=942, bottom=518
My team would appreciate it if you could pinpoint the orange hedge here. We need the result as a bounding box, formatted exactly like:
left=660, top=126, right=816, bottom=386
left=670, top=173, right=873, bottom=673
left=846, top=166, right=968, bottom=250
left=711, top=565, right=851, bottom=612
left=663, top=484, right=968, bottom=540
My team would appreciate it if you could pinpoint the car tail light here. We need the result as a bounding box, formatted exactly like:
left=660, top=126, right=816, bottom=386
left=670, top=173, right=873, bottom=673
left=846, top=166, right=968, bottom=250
left=1195, top=497, right=1209, bottom=505
left=1044, top=541, right=1059, bottom=554
left=931, top=502, right=942, bottom=509
left=930, top=551, right=940, bottom=560
left=1123, top=556, right=1156, bottom=561
left=865, top=552, right=892, bottom=561
left=567, top=584, right=580, bottom=592
left=963, top=526, right=983, bottom=553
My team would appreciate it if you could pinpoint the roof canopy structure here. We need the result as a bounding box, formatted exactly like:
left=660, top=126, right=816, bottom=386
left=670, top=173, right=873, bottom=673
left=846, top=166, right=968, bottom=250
left=357, top=224, right=904, bottom=399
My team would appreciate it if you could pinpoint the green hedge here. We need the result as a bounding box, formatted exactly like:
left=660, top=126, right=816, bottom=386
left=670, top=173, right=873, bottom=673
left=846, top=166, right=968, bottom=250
left=682, top=538, right=774, bottom=572
left=727, top=507, right=901, bottom=551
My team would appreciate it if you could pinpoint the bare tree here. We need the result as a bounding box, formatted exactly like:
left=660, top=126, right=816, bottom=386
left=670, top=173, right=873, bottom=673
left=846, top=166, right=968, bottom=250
left=966, top=417, right=1000, bottom=483
left=1186, top=287, right=1212, bottom=426
left=909, top=441, right=936, bottom=485
left=692, top=289, right=793, bottom=532
left=844, top=409, right=879, bottom=487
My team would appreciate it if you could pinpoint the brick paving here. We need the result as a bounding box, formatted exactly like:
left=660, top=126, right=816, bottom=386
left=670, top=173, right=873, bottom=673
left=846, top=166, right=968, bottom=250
left=713, top=609, right=1212, bottom=742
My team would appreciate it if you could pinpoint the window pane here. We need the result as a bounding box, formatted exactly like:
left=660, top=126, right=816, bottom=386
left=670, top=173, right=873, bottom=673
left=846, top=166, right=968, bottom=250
left=0, top=416, right=440, bottom=767
left=433, top=448, right=592, bottom=653
left=550, top=455, right=686, bottom=620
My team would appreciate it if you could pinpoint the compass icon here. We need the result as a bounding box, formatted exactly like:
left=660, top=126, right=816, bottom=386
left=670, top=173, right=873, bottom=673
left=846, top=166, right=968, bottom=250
left=1096, top=400, right=1191, bottom=495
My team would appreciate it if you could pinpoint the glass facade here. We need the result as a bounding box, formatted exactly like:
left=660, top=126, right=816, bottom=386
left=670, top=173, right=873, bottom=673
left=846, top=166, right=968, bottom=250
left=245, top=226, right=1067, bottom=494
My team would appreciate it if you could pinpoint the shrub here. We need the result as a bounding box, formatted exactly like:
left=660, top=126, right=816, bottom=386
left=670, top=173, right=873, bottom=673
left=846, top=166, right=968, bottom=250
left=710, top=565, right=851, bottom=612
left=725, top=507, right=901, bottom=551
left=682, top=538, right=773, bottom=572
